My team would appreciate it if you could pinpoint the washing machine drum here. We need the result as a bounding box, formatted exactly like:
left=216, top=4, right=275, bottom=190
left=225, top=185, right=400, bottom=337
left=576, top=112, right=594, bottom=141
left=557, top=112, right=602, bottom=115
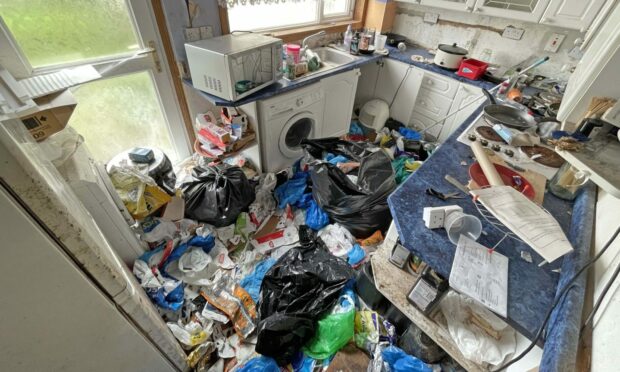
left=279, top=113, right=316, bottom=158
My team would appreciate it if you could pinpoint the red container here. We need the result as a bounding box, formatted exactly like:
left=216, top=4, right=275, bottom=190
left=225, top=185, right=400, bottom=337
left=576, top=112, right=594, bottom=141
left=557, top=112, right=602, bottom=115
left=457, top=58, right=488, bottom=80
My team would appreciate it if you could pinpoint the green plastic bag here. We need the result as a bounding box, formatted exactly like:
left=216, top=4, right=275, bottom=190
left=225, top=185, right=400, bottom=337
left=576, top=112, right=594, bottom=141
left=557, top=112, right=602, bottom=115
left=303, top=292, right=355, bottom=360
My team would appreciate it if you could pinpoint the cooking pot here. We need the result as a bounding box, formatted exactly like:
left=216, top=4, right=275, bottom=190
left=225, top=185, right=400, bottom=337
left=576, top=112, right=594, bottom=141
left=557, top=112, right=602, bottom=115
left=384, top=33, right=406, bottom=47
left=434, top=43, right=468, bottom=70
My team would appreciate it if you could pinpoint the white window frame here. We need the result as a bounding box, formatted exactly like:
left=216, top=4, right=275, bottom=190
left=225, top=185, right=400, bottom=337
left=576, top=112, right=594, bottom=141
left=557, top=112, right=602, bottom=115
left=0, top=0, right=191, bottom=161
left=228, top=0, right=356, bottom=33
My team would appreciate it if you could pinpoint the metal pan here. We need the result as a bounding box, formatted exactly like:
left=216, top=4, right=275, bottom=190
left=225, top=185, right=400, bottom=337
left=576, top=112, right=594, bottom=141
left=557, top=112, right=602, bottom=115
left=482, top=89, right=536, bottom=130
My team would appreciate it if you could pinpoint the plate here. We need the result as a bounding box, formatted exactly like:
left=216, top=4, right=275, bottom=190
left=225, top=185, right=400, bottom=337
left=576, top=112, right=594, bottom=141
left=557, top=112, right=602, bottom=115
left=469, top=162, right=536, bottom=200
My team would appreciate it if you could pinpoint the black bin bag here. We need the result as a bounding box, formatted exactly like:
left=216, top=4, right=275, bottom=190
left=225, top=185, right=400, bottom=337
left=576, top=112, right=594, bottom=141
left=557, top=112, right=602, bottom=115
left=256, top=226, right=354, bottom=365
left=303, top=139, right=397, bottom=238
left=181, top=164, right=255, bottom=227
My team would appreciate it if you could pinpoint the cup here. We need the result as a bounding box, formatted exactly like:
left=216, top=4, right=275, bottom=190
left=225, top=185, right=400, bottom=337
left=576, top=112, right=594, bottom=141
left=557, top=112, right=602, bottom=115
left=444, top=210, right=482, bottom=245
left=548, top=162, right=589, bottom=200
left=375, top=34, right=387, bottom=51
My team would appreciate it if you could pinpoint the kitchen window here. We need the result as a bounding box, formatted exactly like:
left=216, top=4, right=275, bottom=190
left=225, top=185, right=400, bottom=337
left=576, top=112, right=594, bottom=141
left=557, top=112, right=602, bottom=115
left=0, top=0, right=189, bottom=163
left=227, top=0, right=356, bottom=32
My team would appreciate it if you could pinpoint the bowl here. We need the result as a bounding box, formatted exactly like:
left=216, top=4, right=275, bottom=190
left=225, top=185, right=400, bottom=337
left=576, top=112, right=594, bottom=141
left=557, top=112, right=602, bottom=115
left=359, top=47, right=375, bottom=55
left=469, top=162, right=536, bottom=200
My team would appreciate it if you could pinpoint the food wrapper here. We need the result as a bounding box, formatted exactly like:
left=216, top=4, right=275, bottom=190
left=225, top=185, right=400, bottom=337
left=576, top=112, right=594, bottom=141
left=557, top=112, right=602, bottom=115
left=354, top=310, right=381, bottom=350
left=200, top=277, right=257, bottom=340
left=109, top=165, right=171, bottom=219
left=358, top=230, right=384, bottom=248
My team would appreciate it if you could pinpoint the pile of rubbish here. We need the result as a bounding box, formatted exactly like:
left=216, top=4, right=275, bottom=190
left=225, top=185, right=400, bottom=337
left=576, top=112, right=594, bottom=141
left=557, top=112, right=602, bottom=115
left=108, top=130, right=450, bottom=370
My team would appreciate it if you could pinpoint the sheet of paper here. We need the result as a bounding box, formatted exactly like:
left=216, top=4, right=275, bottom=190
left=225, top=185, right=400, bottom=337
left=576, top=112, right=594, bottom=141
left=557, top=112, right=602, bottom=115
left=470, top=186, right=573, bottom=263
left=450, top=235, right=509, bottom=317
left=19, top=65, right=100, bottom=98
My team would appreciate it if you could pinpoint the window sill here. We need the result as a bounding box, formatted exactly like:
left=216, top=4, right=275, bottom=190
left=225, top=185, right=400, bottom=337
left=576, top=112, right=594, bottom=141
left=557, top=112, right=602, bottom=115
left=267, top=19, right=363, bottom=43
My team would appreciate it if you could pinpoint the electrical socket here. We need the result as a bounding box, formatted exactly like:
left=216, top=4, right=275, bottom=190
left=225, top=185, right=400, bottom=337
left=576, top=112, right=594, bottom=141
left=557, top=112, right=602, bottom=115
left=424, top=12, right=439, bottom=24
left=544, top=33, right=566, bottom=53
left=184, top=27, right=201, bottom=42
left=502, top=26, right=525, bottom=40
left=423, top=205, right=463, bottom=229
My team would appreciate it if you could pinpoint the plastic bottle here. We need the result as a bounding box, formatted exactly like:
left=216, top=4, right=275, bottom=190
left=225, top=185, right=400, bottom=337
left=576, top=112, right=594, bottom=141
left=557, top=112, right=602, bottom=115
left=343, top=25, right=353, bottom=50
left=350, top=32, right=360, bottom=55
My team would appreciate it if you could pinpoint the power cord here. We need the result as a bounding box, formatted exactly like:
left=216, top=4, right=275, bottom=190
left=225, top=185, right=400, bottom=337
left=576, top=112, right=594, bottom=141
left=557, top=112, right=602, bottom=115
left=389, top=66, right=412, bottom=109
left=580, top=228, right=620, bottom=333
left=494, top=225, right=620, bottom=371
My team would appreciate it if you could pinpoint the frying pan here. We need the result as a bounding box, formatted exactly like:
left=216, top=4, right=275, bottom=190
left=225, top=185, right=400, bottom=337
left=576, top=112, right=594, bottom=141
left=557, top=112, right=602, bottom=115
left=482, top=89, right=536, bottom=130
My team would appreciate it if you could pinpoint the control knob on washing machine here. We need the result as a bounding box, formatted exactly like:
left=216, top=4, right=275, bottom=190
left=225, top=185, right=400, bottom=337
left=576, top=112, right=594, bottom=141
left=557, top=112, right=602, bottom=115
left=296, top=98, right=304, bottom=107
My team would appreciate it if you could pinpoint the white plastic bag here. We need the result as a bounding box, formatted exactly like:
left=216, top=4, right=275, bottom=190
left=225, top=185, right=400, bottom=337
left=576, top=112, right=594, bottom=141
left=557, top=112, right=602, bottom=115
left=248, top=173, right=277, bottom=227
left=318, top=223, right=356, bottom=257
left=179, top=246, right=212, bottom=273
left=439, top=291, right=516, bottom=366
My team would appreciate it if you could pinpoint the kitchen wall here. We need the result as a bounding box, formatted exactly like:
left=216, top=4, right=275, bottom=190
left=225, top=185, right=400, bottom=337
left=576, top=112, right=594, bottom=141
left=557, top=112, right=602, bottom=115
left=391, top=3, right=582, bottom=80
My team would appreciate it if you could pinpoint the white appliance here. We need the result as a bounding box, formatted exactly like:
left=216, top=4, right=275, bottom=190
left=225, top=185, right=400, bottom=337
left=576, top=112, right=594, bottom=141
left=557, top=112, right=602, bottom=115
left=0, top=119, right=187, bottom=371
left=185, top=33, right=283, bottom=101
left=359, top=99, right=390, bottom=131
left=258, top=83, right=324, bottom=172
left=556, top=2, right=620, bottom=197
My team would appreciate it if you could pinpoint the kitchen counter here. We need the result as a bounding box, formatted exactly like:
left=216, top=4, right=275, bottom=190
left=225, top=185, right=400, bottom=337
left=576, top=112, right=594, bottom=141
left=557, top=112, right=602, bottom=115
left=184, top=52, right=383, bottom=107
left=387, top=105, right=595, bottom=371
left=383, top=45, right=497, bottom=91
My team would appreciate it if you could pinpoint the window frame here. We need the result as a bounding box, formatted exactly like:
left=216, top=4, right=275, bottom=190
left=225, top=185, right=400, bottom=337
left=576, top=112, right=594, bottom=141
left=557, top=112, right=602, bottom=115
left=222, top=0, right=366, bottom=40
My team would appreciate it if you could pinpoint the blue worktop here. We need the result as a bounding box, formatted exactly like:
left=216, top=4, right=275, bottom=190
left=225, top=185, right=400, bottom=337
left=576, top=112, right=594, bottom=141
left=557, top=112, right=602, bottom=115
left=387, top=105, right=595, bottom=370
left=184, top=52, right=383, bottom=107
left=185, top=43, right=499, bottom=107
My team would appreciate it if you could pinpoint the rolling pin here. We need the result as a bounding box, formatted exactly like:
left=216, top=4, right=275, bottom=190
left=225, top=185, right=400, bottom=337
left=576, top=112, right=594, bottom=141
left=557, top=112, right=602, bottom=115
left=471, top=141, right=504, bottom=186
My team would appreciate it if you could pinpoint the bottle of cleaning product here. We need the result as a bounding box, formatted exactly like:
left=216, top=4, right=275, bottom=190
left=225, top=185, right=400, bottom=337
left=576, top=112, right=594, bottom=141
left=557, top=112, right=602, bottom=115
left=350, top=32, right=360, bottom=55
left=343, top=24, right=353, bottom=50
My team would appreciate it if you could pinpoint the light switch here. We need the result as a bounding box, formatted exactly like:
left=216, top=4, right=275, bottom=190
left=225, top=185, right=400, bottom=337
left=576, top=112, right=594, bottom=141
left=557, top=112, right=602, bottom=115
left=502, top=26, right=525, bottom=40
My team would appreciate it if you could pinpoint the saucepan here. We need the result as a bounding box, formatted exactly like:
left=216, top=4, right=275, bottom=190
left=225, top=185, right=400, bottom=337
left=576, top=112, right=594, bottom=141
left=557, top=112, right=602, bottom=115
left=482, top=89, right=536, bottom=130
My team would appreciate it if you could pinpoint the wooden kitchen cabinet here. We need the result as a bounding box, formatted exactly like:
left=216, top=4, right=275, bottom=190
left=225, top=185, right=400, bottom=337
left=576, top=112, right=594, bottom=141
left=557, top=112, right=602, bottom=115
left=472, top=0, right=550, bottom=23
left=321, top=69, right=360, bottom=138
left=439, top=83, right=484, bottom=142
left=540, top=0, right=607, bottom=32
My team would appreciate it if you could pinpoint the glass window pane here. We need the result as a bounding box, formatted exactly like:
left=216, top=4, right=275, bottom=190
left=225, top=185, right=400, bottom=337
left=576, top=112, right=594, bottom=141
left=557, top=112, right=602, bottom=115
left=324, top=0, right=349, bottom=16
left=483, top=0, right=539, bottom=12
left=69, top=72, right=177, bottom=163
left=228, top=0, right=318, bottom=32
left=0, top=0, right=140, bottom=67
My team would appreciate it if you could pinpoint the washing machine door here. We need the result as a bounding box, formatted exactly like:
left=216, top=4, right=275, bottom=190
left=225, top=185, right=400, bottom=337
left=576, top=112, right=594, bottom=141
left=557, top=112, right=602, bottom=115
left=279, top=112, right=316, bottom=158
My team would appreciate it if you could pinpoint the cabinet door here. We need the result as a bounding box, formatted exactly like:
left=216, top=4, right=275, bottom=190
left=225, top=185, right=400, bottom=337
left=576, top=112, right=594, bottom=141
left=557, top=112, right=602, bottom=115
left=410, top=112, right=443, bottom=140
left=420, top=0, right=476, bottom=11
left=540, top=0, right=606, bottom=32
left=375, top=59, right=424, bottom=124
left=439, top=83, right=484, bottom=142
left=355, top=61, right=380, bottom=109
left=473, top=0, right=550, bottom=22
left=321, top=69, right=360, bottom=138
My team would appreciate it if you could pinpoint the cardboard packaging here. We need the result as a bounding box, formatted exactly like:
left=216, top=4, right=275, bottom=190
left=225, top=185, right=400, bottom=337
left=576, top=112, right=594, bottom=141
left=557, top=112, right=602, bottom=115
left=20, top=90, right=77, bottom=142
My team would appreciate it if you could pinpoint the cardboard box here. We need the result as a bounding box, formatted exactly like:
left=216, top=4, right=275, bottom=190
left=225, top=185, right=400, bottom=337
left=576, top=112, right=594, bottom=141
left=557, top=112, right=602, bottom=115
left=20, top=90, right=77, bottom=142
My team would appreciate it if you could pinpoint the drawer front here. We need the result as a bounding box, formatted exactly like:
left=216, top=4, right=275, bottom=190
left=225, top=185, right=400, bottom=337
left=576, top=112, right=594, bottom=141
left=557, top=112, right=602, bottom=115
left=409, top=111, right=442, bottom=141
left=414, top=88, right=453, bottom=121
left=421, top=71, right=459, bottom=98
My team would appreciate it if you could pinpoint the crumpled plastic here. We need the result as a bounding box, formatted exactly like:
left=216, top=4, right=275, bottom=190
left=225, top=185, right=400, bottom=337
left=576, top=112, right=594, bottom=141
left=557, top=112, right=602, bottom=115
left=256, top=226, right=355, bottom=365
left=303, top=139, right=396, bottom=237
left=181, top=164, right=255, bottom=227
left=133, top=259, right=184, bottom=311
left=239, top=258, right=277, bottom=304
left=392, top=156, right=418, bottom=184
left=237, top=356, right=280, bottom=372
left=141, top=218, right=178, bottom=243
left=381, top=345, right=432, bottom=372
left=303, top=290, right=356, bottom=360
left=305, top=200, right=329, bottom=231
left=167, top=321, right=209, bottom=347
left=347, top=244, right=366, bottom=266
left=249, top=173, right=277, bottom=227
left=178, top=246, right=212, bottom=273
left=354, top=310, right=381, bottom=351
left=274, top=172, right=309, bottom=209
left=398, top=127, right=422, bottom=141
left=318, top=223, right=356, bottom=257
left=440, top=291, right=516, bottom=366
left=109, top=165, right=171, bottom=220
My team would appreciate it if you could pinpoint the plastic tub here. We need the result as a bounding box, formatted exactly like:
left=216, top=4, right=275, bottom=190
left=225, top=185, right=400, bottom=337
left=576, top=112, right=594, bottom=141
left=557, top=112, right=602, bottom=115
left=286, top=44, right=301, bottom=63
left=457, top=58, right=488, bottom=80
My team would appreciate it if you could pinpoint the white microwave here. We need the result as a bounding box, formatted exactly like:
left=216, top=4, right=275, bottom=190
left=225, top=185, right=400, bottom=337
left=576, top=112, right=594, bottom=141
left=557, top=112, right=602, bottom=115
left=185, top=33, right=283, bottom=101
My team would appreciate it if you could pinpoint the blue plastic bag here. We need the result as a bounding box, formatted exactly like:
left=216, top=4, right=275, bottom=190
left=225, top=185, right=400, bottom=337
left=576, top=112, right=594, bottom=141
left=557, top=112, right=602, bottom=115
left=347, top=244, right=365, bottom=266
left=237, top=356, right=280, bottom=372
left=240, top=258, right=277, bottom=303
left=275, top=172, right=309, bottom=208
left=382, top=345, right=432, bottom=372
left=328, top=155, right=349, bottom=164
left=296, top=193, right=314, bottom=209
left=306, top=200, right=329, bottom=231
left=398, top=127, right=422, bottom=141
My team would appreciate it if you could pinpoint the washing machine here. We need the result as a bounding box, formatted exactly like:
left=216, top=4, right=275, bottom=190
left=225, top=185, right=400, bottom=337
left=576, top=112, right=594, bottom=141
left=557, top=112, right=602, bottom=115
left=258, top=83, right=324, bottom=172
